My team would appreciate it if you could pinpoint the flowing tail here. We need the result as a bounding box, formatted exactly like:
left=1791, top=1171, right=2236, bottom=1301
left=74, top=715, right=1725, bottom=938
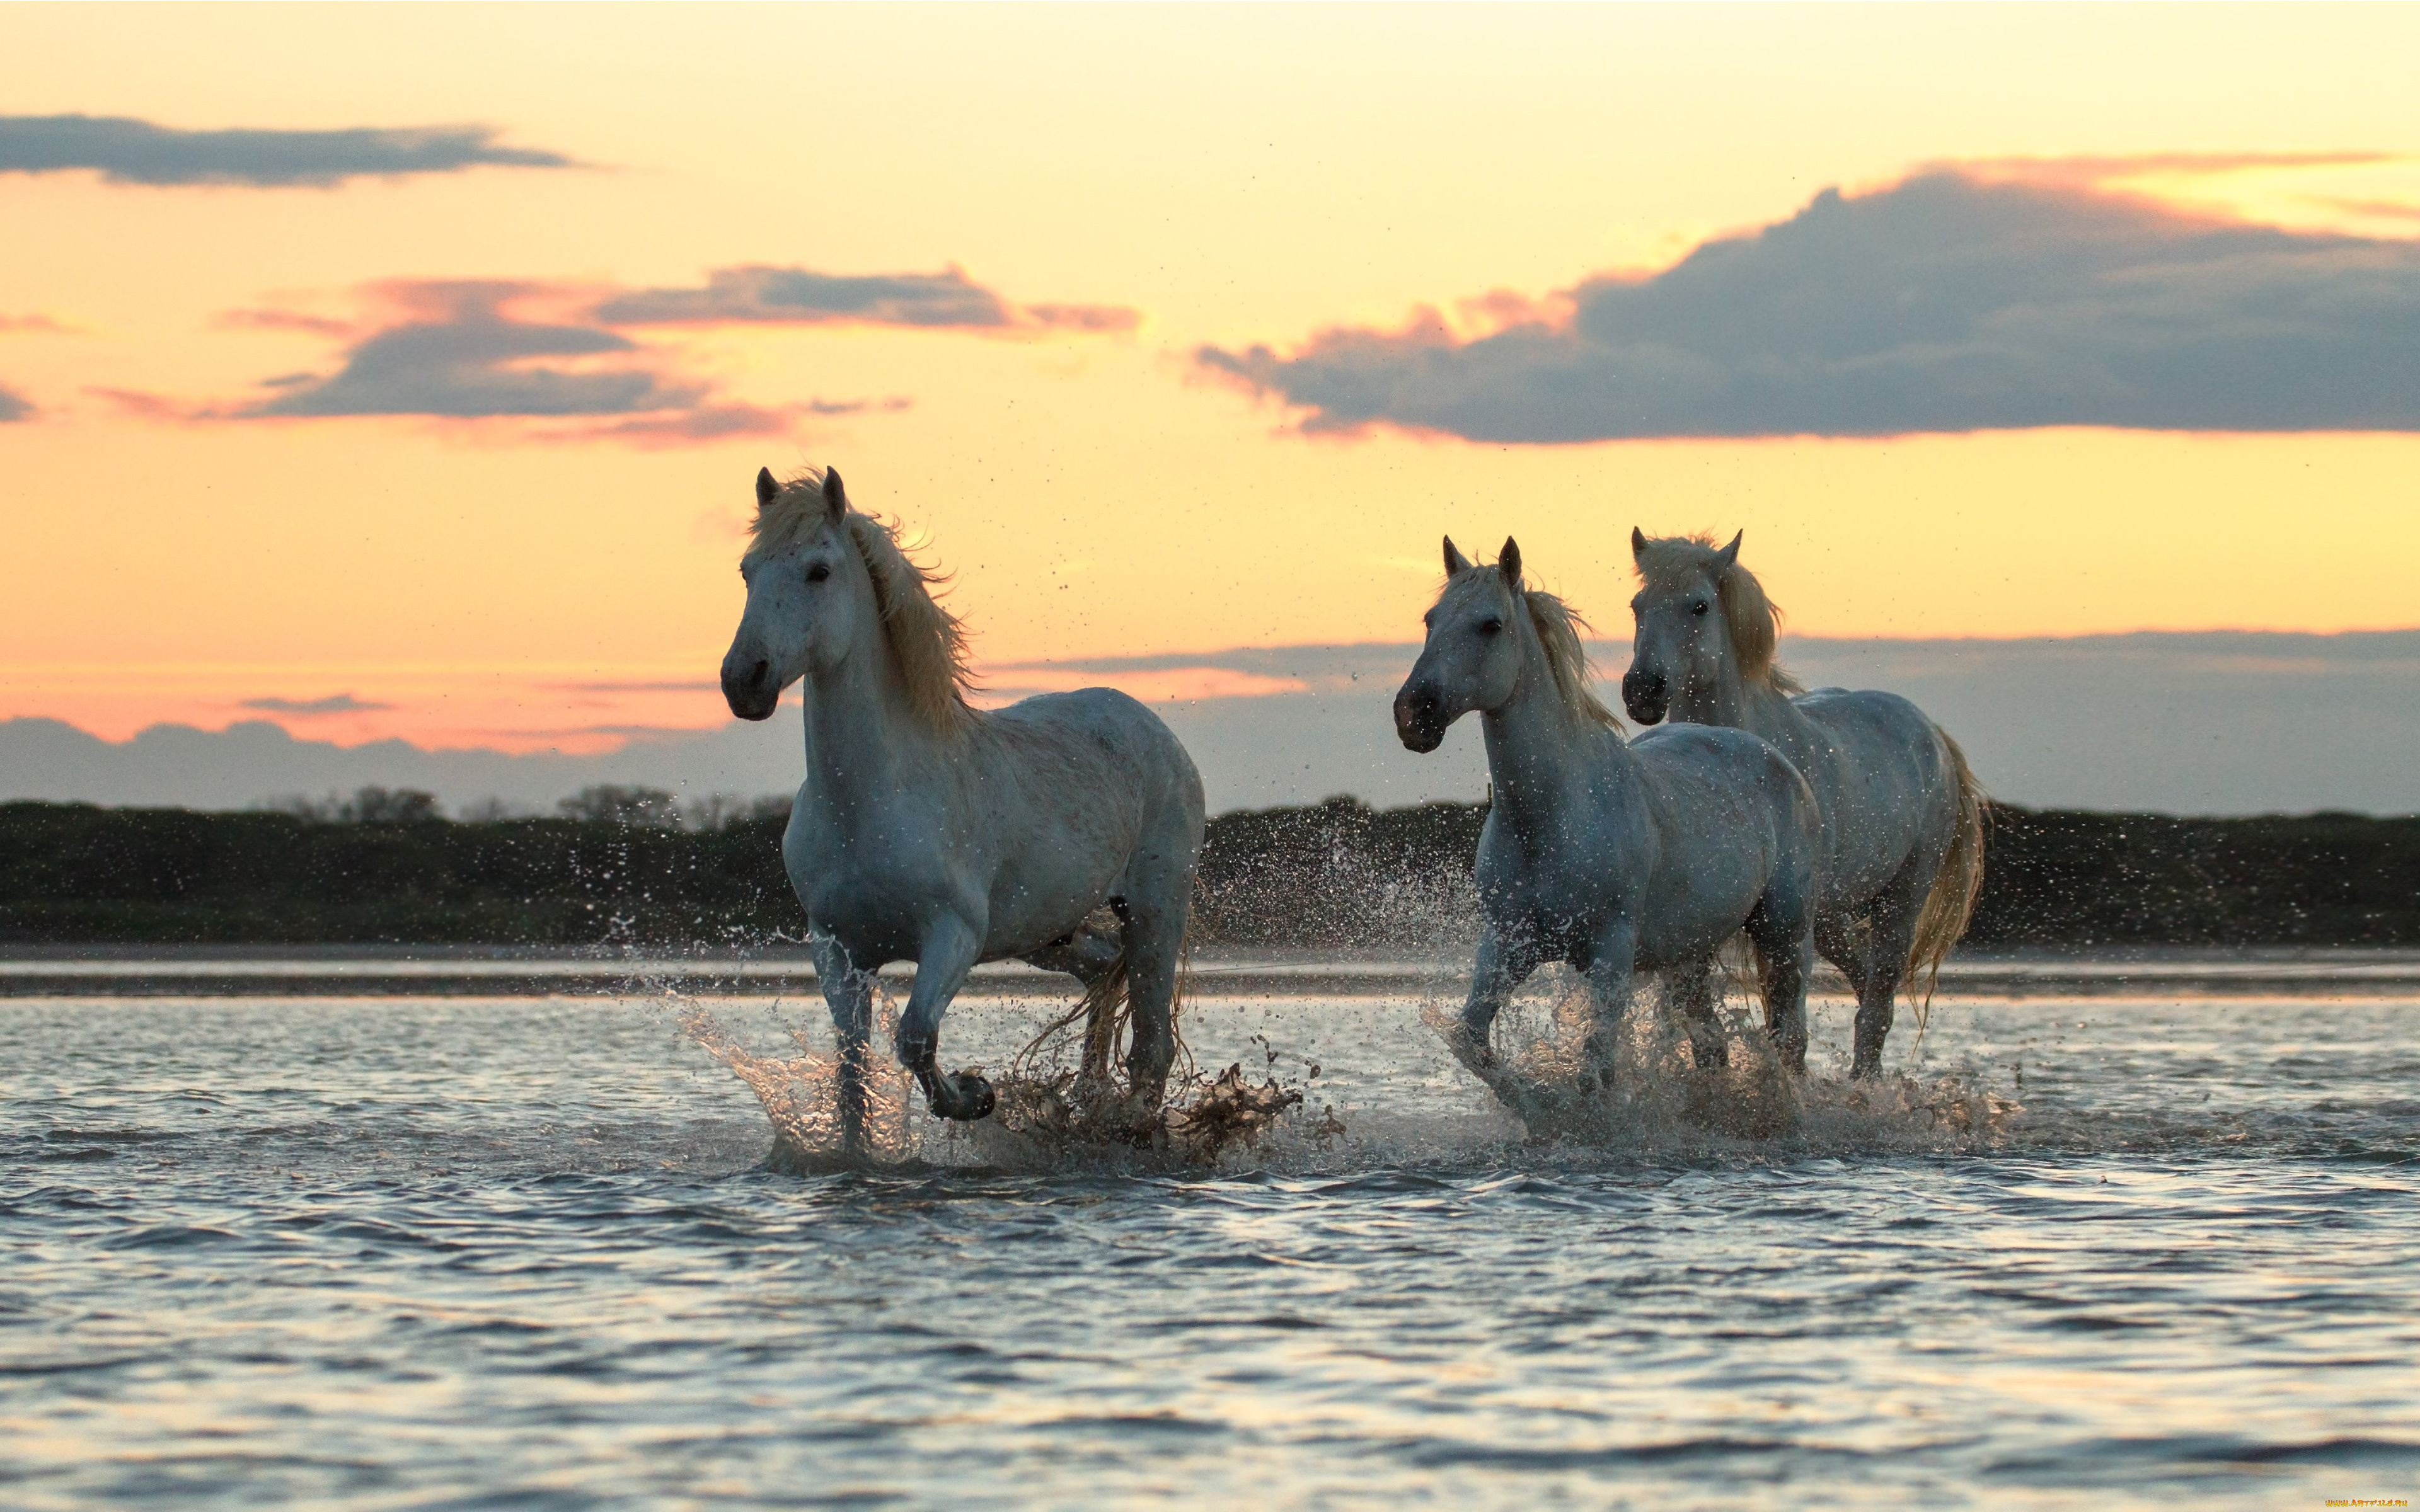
left=1906, top=727, right=1988, bottom=1040
left=1015, top=917, right=1192, bottom=1091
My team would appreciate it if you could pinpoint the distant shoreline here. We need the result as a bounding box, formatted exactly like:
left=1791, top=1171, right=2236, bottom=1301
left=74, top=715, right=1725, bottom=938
left=7, top=945, right=2419, bottom=999
left=5, top=798, right=2416, bottom=956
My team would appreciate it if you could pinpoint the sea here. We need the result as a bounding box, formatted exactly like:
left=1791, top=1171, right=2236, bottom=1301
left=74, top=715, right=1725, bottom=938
left=4, top=951, right=2418, bottom=1508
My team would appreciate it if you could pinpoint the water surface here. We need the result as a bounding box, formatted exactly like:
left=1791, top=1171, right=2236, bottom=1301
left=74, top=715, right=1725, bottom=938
left=4, top=980, right=2417, bottom=1507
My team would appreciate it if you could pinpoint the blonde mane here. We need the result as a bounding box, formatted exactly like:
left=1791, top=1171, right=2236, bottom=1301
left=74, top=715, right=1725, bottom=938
left=1439, top=564, right=1625, bottom=733
left=1633, top=532, right=1804, bottom=696
left=746, top=467, right=977, bottom=733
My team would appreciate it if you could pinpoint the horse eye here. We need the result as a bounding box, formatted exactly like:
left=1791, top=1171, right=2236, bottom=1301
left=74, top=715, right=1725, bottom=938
left=1478, top=617, right=1504, bottom=635
left=1690, top=600, right=1710, bottom=616
left=807, top=563, right=832, bottom=583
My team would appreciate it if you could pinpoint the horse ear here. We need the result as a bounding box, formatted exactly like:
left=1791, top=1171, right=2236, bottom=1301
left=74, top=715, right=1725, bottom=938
left=1713, top=530, right=1743, bottom=574
left=1631, top=525, right=1649, bottom=559
left=1498, top=537, right=1523, bottom=588
left=755, top=467, right=780, bottom=507
left=1443, top=536, right=1472, bottom=576
left=822, top=468, right=848, bottom=523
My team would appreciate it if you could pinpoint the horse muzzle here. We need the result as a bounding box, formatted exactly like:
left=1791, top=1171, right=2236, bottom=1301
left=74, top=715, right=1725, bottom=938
left=721, top=656, right=781, bottom=721
left=1622, top=668, right=1668, bottom=725
left=1393, top=686, right=1448, bottom=753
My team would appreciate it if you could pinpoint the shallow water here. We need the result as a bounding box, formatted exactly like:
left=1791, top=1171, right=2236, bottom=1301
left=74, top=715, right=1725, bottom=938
left=4, top=982, right=2419, bottom=1508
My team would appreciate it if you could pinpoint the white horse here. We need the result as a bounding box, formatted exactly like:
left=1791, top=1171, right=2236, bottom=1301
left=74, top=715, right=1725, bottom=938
left=720, top=466, right=1205, bottom=1144
left=1394, top=536, right=1823, bottom=1118
left=1623, top=530, right=1985, bottom=1078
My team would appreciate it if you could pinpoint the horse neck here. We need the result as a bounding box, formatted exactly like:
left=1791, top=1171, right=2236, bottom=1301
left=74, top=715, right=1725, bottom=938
left=1671, top=639, right=1793, bottom=734
left=797, top=618, right=939, bottom=801
left=1480, top=619, right=1627, bottom=823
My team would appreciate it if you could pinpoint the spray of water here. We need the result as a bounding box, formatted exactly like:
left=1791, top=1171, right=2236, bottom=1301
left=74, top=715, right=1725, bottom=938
left=676, top=1000, right=921, bottom=1169
left=1427, top=966, right=2020, bottom=1159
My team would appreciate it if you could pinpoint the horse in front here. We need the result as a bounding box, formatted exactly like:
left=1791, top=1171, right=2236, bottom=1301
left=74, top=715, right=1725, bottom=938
left=1395, top=535, right=1823, bottom=1129
left=1623, top=529, right=1986, bottom=1078
left=720, top=465, right=1205, bottom=1151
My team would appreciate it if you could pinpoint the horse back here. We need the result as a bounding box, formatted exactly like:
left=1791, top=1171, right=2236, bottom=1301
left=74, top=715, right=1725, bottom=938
left=1787, top=687, right=1958, bottom=905
left=971, top=687, right=1206, bottom=945
left=1622, top=724, right=1819, bottom=966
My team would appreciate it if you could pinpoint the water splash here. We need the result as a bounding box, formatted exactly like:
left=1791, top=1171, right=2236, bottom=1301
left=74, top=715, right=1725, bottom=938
left=962, top=1034, right=1340, bottom=1171
left=676, top=1003, right=919, bottom=1170
left=679, top=991, right=1340, bottom=1174
left=1427, top=968, right=2021, bottom=1158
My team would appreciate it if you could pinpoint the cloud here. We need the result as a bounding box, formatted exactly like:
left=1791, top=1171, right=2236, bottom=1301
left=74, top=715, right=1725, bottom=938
left=0, top=313, right=72, bottom=333
left=1197, top=167, right=2420, bottom=440
left=242, top=282, right=698, bottom=420
left=0, top=113, right=575, bottom=186
left=1945, top=151, right=2401, bottom=193
left=538, top=403, right=807, bottom=448
left=0, top=382, right=30, bottom=421
left=238, top=694, right=395, bottom=715
left=596, top=264, right=1138, bottom=333
left=108, top=281, right=914, bottom=445
left=216, top=308, right=359, bottom=338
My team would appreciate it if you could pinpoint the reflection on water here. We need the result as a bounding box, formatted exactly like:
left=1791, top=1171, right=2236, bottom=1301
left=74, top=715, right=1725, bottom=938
left=3, top=981, right=2418, bottom=1507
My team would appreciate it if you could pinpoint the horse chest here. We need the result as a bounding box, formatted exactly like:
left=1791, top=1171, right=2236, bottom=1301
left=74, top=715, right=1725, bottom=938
left=1478, top=850, right=1628, bottom=958
left=785, top=812, right=973, bottom=947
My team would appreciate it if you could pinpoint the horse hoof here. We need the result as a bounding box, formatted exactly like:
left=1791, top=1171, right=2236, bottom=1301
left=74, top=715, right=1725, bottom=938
left=938, top=1071, right=996, bottom=1121
left=1443, top=1022, right=1497, bottom=1072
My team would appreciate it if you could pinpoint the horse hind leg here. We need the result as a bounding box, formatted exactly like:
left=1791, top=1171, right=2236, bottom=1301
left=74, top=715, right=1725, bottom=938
left=1851, top=861, right=1933, bottom=1080
left=1117, top=891, right=1185, bottom=1117
left=1663, top=958, right=1729, bottom=1071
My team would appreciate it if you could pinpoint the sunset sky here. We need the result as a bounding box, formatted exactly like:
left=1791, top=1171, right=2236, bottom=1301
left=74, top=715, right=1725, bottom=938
left=4, top=4, right=2417, bottom=770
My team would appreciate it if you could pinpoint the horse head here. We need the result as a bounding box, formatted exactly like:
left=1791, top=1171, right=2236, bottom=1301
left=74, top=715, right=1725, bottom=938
left=722, top=466, right=875, bottom=720
left=1623, top=527, right=1748, bottom=724
left=1395, top=534, right=1528, bottom=752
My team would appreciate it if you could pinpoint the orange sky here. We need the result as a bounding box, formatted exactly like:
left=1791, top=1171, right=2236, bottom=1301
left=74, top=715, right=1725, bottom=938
left=4, top=5, right=2418, bottom=752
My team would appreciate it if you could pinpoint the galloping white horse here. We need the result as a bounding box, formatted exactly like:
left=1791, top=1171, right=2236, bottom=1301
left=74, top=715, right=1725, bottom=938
left=1623, top=530, right=1985, bottom=1078
left=721, top=466, right=1205, bottom=1143
left=1395, top=536, right=1823, bottom=1114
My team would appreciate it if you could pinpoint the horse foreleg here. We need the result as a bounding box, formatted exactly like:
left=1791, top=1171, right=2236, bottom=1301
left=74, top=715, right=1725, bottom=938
left=814, top=936, right=877, bottom=1153
left=1746, top=895, right=1814, bottom=1076
left=1580, top=920, right=1642, bottom=1093
left=895, top=915, right=994, bottom=1121
left=1449, top=927, right=1532, bottom=1074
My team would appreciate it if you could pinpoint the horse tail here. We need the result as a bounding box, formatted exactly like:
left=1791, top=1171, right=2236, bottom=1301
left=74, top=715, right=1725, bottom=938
left=1167, top=915, right=1195, bottom=1081
left=1905, top=726, right=1988, bottom=1038
left=1073, top=951, right=1132, bottom=1088
left=1016, top=909, right=1193, bottom=1091
left=1079, top=912, right=1195, bottom=1086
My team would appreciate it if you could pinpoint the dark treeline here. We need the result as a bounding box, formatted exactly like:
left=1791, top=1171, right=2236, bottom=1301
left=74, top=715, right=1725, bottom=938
left=1, top=796, right=2415, bottom=949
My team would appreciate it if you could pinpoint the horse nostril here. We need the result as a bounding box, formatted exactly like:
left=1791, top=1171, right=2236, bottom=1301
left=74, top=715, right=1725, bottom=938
left=749, top=659, right=769, bottom=688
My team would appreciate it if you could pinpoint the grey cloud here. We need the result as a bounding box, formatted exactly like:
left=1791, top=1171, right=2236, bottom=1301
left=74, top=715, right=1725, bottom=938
left=243, top=283, right=702, bottom=420
left=0, top=382, right=30, bottom=422
left=994, top=644, right=1414, bottom=687
left=597, top=265, right=1138, bottom=333
left=193, top=283, right=893, bottom=442
left=239, top=694, right=394, bottom=715
left=0, top=113, right=574, bottom=186
left=1198, top=169, right=2420, bottom=440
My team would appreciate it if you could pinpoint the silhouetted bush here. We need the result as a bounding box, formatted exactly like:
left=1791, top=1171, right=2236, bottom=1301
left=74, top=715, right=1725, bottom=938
left=0, top=798, right=2412, bottom=948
